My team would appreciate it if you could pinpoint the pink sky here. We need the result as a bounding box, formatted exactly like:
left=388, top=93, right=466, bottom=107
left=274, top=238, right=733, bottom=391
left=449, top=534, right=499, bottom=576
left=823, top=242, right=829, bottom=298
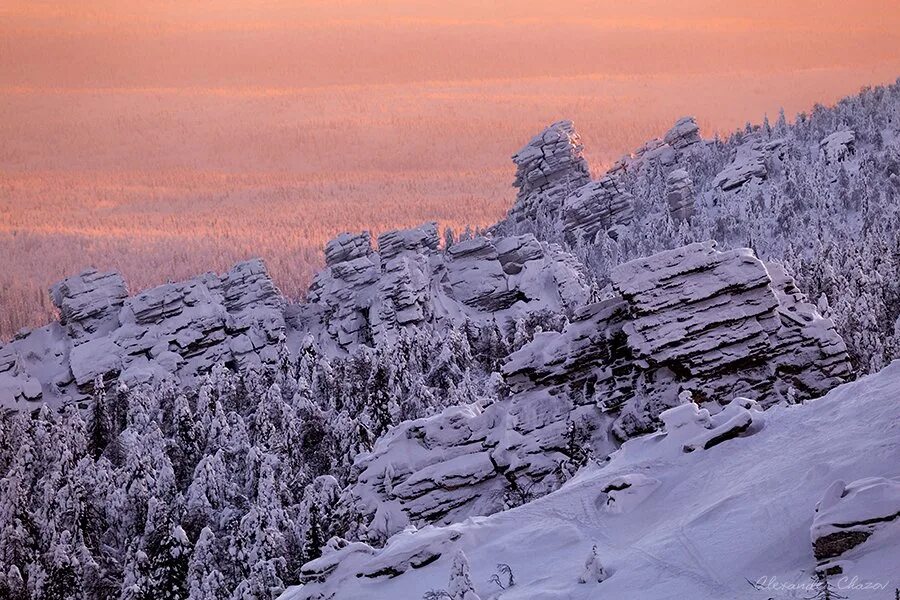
left=2, top=1, right=900, bottom=336
left=3, top=1, right=900, bottom=90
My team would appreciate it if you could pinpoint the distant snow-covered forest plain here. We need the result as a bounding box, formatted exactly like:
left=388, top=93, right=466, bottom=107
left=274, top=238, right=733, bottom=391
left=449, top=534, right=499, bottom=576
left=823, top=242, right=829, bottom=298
left=3, top=67, right=900, bottom=339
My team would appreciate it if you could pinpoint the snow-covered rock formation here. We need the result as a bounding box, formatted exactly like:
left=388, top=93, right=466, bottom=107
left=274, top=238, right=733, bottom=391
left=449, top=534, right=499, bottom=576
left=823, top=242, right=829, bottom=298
left=293, top=224, right=589, bottom=351
left=562, top=175, right=634, bottom=242
left=811, top=477, right=900, bottom=573
left=286, top=361, right=900, bottom=600
left=337, top=241, right=851, bottom=540
left=5, top=81, right=900, bottom=600
left=508, top=241, right=850, bottom=428
left=611, top=115, right=703, bottom=174
left=0, top=225, right=590, bottom=406
left=507, top=120, right=591, bottom=226
left=665, top=168, right=694, bottom=222
left=820, top=129, right=856, bottom=164
left=503, top=116, right=702, bottom=244
left=500, top=82, right=900, bottom=376
left=0, top=260, right=285, bottom=406
left=713, top=136, right=783, bottom=191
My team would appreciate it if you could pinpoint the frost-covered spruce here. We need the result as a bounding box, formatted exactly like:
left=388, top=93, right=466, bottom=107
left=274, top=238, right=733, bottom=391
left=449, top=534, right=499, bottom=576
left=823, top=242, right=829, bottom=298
left=448, top=550, right=482, bottom=600
left=578, top=545, right=607, bottom=584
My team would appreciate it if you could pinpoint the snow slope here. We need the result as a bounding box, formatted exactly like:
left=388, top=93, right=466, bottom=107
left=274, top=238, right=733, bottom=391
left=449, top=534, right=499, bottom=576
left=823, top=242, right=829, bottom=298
left=287, top=361, right=900, bottom=599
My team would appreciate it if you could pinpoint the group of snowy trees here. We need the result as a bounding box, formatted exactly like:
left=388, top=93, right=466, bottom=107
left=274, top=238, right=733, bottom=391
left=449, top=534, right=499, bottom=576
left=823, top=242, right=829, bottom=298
left=503, top=80, right=900, bottom=374
left=0, top=317, right=541, bottom=600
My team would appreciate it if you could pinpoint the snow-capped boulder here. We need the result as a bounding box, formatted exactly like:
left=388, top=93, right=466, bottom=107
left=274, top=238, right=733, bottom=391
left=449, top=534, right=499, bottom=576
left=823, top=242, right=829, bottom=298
left=811, top=477, right=900, bottom=570
left=665, top=168, right=694, bottom=222
left=679, top=397, right=764, bottom=453
left=601, top=474, right=660, bottom=514
left=820, top=130, right=856, bottom=164
left=507, top=120, right=591, bottom=224
left=305, top=526, right=461, bottom=583
left=652, top=396, right=764, bottom=455
left=657, top=402, right=713, bottom=445
left=50, top=268, right=128, bottom=343
left=300, top=538, right=377, bottom=584
left=0, top=259, right=285, bottom=404
left=358, top=527, right=462, bottom=579
left=663, top=116, right=702, bottom=151
left=714, top=138, right=769, bottom=191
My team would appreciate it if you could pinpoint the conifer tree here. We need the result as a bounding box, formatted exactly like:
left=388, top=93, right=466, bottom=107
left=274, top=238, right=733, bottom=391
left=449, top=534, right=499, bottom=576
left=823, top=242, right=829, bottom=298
left=144, top=523, right=192, bottom=600
left=448, top=550, right=481, bottom=600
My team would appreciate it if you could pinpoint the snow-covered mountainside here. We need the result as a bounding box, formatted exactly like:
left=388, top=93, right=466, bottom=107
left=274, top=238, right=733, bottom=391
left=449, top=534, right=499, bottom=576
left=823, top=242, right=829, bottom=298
left=1, top=81, right=899, bottom=600
left=287, top=362, right=900, bottom=600
left=341, top=241, right=851, bottom=540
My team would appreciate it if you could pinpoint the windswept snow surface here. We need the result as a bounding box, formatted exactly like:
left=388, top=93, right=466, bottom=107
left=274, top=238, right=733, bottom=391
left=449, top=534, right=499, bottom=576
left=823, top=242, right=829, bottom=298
left=286, top=362, right=900, bottom=600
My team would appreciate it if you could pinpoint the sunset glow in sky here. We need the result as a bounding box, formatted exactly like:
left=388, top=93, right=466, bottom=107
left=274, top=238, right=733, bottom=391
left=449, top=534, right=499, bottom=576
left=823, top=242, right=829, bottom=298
left=2, top=1, right=900, bottom=337
left=4, top=1, right=900, bottom=90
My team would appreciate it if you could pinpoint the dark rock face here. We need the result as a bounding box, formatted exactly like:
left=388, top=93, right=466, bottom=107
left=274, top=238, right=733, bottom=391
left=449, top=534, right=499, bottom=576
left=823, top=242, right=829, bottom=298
left=813, top=531, right=872, bottom=562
